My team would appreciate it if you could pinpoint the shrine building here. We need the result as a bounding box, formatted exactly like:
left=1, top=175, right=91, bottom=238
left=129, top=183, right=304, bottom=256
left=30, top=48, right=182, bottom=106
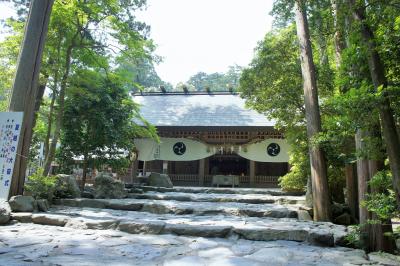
left=132, top=91, right=290, bottom=188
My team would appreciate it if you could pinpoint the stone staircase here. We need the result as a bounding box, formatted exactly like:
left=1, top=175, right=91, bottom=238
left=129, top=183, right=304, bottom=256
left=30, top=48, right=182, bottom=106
left=11, top=186, right=348, bottom=247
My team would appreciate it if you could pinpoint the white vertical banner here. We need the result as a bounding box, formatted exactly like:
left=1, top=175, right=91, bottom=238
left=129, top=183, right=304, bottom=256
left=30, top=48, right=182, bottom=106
left=0, top=112, right=23, bottom=199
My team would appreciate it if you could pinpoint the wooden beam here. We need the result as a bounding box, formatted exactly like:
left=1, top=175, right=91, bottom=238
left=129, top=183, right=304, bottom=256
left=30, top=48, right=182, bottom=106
left=249, top=160, right=255, bottom=187
left=198, top=159, right=205, bottom=186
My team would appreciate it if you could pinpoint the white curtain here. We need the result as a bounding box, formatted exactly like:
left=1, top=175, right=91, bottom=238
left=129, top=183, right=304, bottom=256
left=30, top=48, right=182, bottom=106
left=134, top=137, right=215, bottom=161
left=236, top=139, right=289, bottom=163
left=134, top=137, right=289, bottom=163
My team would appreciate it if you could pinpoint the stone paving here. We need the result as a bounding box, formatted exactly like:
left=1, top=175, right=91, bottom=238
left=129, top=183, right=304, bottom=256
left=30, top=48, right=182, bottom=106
left=2, top=186, right=400, bottom=265
left=1, top=223, right=399, bottom=266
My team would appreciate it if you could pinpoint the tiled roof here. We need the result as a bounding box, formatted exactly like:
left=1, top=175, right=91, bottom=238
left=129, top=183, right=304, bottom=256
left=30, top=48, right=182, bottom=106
left=132, top=94, right=275, bottom=127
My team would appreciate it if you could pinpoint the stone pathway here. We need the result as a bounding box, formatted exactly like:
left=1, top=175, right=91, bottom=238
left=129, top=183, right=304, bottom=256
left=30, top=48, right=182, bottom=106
left=3, top=186, right=400, bottom=265
left=1, top=223, right=399, bottom=266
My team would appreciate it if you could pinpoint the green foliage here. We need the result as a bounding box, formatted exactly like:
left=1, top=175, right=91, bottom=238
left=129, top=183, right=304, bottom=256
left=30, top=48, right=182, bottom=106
left=345, top=225, right=362, bottom=248
left=363, top=171, right=398, bottom=221
left=53, top=174, right=81, bottom=199
left=0, top=18, right=24, bottom=111
left=186, top=65, right=243, bottom=92
left=239, top=25, right=310, bottom=192
left=59, top=69, right=156, bottom=171
left=24, top=168, right=58, bottom=201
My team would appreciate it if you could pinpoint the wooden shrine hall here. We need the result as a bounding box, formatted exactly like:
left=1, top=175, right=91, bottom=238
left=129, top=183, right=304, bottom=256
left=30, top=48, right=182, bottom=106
left=131, top=91, right=290, bottom=188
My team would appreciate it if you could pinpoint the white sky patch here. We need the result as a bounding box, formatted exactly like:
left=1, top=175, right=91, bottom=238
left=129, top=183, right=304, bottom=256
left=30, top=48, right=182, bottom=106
left=138, top=0, right=273, bottom=85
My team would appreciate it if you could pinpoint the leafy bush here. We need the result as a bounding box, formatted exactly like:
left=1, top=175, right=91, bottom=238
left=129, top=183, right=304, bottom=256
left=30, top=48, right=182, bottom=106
left=24, top=169, right=58, bottom=201
left=279, top=169, right=307, bottom=192
left=363, top=171, right=398, bottom=220
left=53, top=174, right=81, bottom=199
left=345, top=225, right=362, bottom=248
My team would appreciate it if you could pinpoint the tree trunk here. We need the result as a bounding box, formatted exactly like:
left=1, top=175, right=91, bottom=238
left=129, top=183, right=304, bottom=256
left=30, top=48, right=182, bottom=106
left=331, top=0, right=346, bottom=69
left=80, top=156, right=88, bottom=192
left=43, top=44, right=73, bottom=176
left=345, top=163, right=358, bottom=221
left=295, top=0, right=331, bottom=221
left=355, top=130, right=369, bottom=226
left=350, top=0, right=400, bottom=209
left=44, top=90, right=56, bottom=159
left=8, top=0, right=54, bottom=197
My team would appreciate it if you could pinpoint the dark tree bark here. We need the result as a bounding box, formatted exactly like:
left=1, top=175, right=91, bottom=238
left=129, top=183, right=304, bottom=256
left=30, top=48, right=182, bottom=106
left=44, top=89, right=56, bottom=159
left=80, top=155, right=88, bottom=192
left=345, top=163, right=358, bottom=221
left=8, top=0, right=54, bottom=197
left=295, top=0, right=331, bottom=221
left=331, top=0, right=346, bottom=69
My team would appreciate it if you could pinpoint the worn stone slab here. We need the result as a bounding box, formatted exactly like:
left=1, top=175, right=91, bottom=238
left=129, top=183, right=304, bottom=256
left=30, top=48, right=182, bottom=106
left=0, top=223, right=395, bottom=266
left=138, top=186, right=304, bottom=196
left=31, top=213, right=69, bottom=226
left=164, top=224, right=232, bottom=238
left=11, top=212, right=32, bottom=223
left=118, top=220, right=165, bottom=234
left=55, top=198, right=299, bottom=219
left=127, top=191, right=305, bottom=205
left=31, top=206, right=347, bottom=247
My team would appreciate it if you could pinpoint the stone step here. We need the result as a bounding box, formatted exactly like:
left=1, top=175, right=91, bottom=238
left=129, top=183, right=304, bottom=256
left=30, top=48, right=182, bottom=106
left=127, top=191, right=305, bottom=205
left=10, top=206, right=348, bottom=247
left=54, top=198, right=300, bottom=219
left=137, top=186, right=304, bottom=196
left=3, top=223, right=392, bottom=266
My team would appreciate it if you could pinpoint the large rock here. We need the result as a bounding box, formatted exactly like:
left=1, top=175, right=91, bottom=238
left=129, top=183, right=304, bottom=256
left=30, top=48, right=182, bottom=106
left=334, top=213, right=352, bottom=225
left=54, top=174, right=81, bottom=199
left=36, top=199, right=50, bottom=212
left=94, top=173, right=126, bottom=199
left=118, top=220, right=165, bottom=234
left=9, top=195, right=35, bottom=212
left=32, top=214, right=69, bottom=226
left=148, top=173, right=173, bottom=188
left=297, top=210, right=312, bottom=221
left=0, top=201, right=11, bottom=224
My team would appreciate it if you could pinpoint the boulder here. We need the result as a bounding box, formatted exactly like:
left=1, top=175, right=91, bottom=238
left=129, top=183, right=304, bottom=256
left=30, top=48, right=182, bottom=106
left=297, top=210, right=313, bottom=221
left=94, top=173, right=126, bottom=199
left=0, top=201, right=11, bottom=225
left=334, top=213, right=352, bottom=225
left=148, top=173, right=173, bottom=188
left=10, top=212, right=32, bottom=223
left=9, top=195, right=35, bottom=212
left=54, top=174, right=81, bottom=199
left=118, top=220, right=165, bottom=234
left=36, top=199, right=50, bottom=212
left=331, top=202, right=345, bottom=217
left=32, top=214, right=69, bottom=226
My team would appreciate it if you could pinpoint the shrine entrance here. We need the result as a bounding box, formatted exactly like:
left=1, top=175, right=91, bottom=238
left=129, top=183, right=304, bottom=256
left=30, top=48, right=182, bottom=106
left=208, top=154, right=248, bottom=176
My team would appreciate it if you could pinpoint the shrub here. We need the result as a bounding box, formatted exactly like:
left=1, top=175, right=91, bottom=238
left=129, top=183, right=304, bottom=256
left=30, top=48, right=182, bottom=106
left=53, top=174, right=81, bottom=199
left=24, top=169, right=58, bottom=201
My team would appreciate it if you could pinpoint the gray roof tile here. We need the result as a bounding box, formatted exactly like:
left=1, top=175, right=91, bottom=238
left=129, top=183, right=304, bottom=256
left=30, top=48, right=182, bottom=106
left=133, top=94, right=274, bottom=127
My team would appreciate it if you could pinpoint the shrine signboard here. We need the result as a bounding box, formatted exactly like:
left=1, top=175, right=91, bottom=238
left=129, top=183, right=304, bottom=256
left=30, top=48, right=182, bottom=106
left=0, top=112, right=23, bottom=199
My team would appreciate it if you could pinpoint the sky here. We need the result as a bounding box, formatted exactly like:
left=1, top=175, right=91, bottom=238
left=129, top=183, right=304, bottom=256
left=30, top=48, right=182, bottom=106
left=138, top=0, right=274, bottom=85
left=0, top=1, right=274, bottom=86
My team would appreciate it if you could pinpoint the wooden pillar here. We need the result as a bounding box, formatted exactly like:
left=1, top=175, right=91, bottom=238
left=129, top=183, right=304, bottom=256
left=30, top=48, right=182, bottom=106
left=198, top=158, right=205, bottom=186
left=130, top=160, right=139, bottom=184
left=143, top=161, right=146, bottom=175
left=162, top=160, right=168, bottom=174
left=250, top=160, right=255, bottom=187
left=9, top=0, right=54, bottom=197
